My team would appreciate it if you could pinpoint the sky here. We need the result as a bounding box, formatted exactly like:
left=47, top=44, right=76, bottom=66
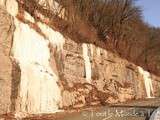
left=136, top=0, right=160, bottom=27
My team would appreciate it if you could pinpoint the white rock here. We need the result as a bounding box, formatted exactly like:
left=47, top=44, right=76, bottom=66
left=150, top=107, right=160, bottom=120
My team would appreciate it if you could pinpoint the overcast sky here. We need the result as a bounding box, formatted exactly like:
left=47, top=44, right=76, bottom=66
left=136, top=0, right=160, bottom=27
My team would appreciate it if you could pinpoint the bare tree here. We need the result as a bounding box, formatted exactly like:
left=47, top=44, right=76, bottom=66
left=16, top=0, right=160, bottom=76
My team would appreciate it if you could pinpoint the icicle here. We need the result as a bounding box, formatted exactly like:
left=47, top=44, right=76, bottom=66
left=3, top=0, right=65, bottom=115
left=6, top=0, right=18, bottom=17
left=24, top=11, right=35, bottom=23
left=90, top=44, right=94, bottom=57
left=37, top=22, right=65, bottom=51
left=82, top=43, right=92, bottom=83
left=96, top=47, right=101, bottom=57
left=0, top=0, right=6, bottom=6
left=137, top=66, right=154, bottom=98
left=12, top=18, right=62, bottom=114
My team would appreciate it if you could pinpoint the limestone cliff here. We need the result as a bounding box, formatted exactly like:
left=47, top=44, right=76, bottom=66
left=0, top=0, right=160, bottom=117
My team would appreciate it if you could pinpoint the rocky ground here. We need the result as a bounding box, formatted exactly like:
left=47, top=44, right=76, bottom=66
left=1, top=98, right=160, bottom=120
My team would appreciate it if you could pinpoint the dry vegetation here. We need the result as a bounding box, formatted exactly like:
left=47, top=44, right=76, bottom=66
left=16, top=0, right=160, bottom=75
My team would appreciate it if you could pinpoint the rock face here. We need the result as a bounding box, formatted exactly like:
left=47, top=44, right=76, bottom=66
left=0, top=1, right=160, bottom=116
left=0, top=7, right=14, bottom=114
left=61, top=39, right=160, bottom=108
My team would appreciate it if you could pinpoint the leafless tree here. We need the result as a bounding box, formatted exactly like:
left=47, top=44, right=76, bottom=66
left=16, top=0, right=160, bottom=75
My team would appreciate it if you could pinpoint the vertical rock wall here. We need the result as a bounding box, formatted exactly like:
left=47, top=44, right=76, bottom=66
left=61, top=39, right=160, bottom=108
left=0, top=7, right=14, bottom=114
left=0, top=0, right=64, bottom=115
left=0, top=0, right=160, bottom=116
